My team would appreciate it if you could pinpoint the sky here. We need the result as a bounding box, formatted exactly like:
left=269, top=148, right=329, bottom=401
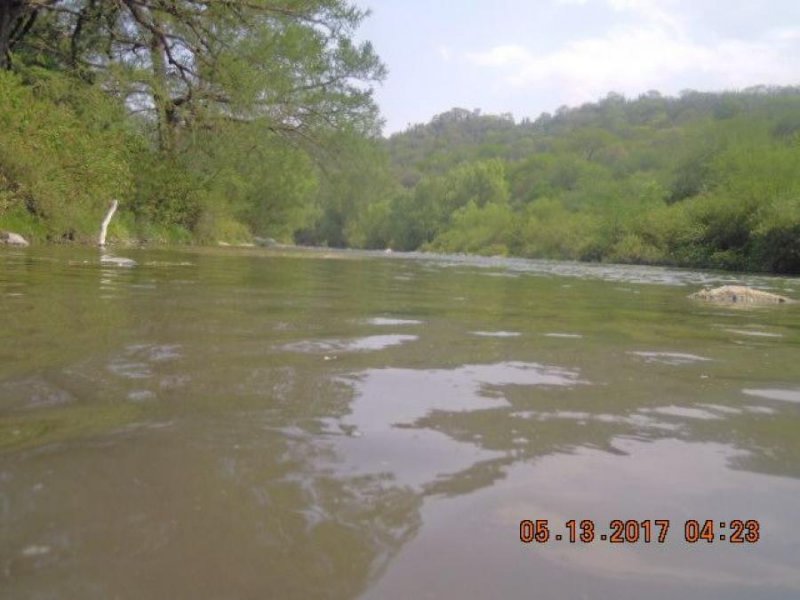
left=354, top=0, right=800, bottom=135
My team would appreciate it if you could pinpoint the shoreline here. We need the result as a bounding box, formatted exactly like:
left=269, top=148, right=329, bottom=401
left=4, top=239, right=799, bottom=280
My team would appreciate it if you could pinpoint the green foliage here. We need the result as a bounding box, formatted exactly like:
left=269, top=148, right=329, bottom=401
left=129, top=152, right=204, bottom=232
left=0, top=69, right=132, bottom=241
left=299, top=134, right=398, bottom=247
left=1, top=1, right=386, bottom=247
left=518, top=199, right=602, bottom=261
left=428, top=201, right=517, bottom=256
left=3, top=0, right=799, bottom=278
left=357, top=87, right=800, bottom=274
left=346, top=199, right=393, bottom=249
left=182, top=121, right=319, bottom=243
left=752, top=196, right=800, bottom=274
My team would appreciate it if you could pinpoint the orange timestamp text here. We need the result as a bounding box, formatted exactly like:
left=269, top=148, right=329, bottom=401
left=519, top=519, right=760, bottom=544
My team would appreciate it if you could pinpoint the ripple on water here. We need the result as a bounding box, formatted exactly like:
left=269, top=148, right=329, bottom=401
left=21, top=545, right=51, bottom=557
left=742, top=388, right=800, bottom=404
left=107, top=344, right=183, bottom=380
left=281, top=334, right=418, bottom=354
left=744, top=405, right=778, bottom=415
left=511, top=409, right=681, bottom=432
left=107, top=360, right=152, bottom=380
left=142, top=261, right=194, bottom=267
left=724, top=329, right=784, bottom=338
left=364, top=317, right=423, bottom=326
left=410, top=252, right=799, bottom=291
left=696, top=403, right=744, bottom=415
left=134, top=344, right=182, bottom=362
left=470, top=331, right=521, bottom=338
left=543, top=332, right=583, bottom=339
left=127, top=390, right=157, bottom=402
left=100, top=255, right=137, bottom=268
left=643, top=405, right=722, bottom=420
left=630, top=351, right=711, bottom=365
left=0, top=376, right=76, bottom=410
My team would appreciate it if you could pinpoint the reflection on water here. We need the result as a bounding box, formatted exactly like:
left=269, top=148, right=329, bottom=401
left=725, top=328, right=784, bottom=338
left=365, top=437, right=800, bottom=600
left=282, top=334, right=418, bottom=354
left=644, top=404, right=722, bottom=420
left=470, top=330, right=521, bottom=337
left=326, top=362, right=585, bottom=489
left=630, top=351, right=711, bottom=365
left=363, top=317, right=422, bottom=326
left=1, top=246, right=799, bottom=599
left=742, top=388, right=800, bottom=404
left=543, top=332, right=583, bottom=339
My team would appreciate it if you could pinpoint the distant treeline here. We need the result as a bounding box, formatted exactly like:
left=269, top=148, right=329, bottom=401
left=325, top=89, right=799, bottom=274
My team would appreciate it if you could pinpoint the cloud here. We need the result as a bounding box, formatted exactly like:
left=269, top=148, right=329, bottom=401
left=768, top=27, right=800, bottom=41
left=607, top=0, right=684, bottom=29
left=556, top=0, right=685, bottom=32
left=438, top=45, right=453, bottom=62
left=466, top=20, right=800, bottom=105
left=467, top=45, right=532, bottom=67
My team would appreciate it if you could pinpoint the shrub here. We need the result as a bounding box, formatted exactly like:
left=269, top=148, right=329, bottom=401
left=0, top=69, right=133, bottom=241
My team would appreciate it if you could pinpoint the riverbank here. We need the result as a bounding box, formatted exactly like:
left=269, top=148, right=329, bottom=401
left=5, top=233, right=800, bottom=285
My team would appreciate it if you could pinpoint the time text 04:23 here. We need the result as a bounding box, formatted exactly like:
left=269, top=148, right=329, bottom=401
left=519, top=519, right=760, bottom=544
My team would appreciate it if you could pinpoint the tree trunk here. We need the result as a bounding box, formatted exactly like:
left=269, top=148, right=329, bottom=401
left=149, top=31, right=175, bottom=153
left=98, top=199, right=119, bottom=247
left=0, top=1, right=27, bottom=69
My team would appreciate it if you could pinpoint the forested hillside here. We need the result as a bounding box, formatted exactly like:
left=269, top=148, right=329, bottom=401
left=1, top=2, right=798, bottom=274
left=0, top=0, right=385, bottom=245
left=334, top=90, right=800, bottom=274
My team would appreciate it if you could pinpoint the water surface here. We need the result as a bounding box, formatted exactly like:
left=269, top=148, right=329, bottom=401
left=1, top=246, right=799, bottom=599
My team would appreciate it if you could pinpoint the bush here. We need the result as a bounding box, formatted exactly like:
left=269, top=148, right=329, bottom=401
left=751, top=195, right=800, bottom=273
left=0, top=69, right=133, bottom=241
left=428, top=201, right=517, bottom=254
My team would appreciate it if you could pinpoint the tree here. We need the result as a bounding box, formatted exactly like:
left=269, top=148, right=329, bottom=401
left=0, top=68, right=132, bottom=240
left=6, top=1, right=386, bottom=153
left=0, top=1, right=33, bottom=70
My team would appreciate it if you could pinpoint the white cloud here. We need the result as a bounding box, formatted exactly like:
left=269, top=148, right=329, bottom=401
left=467, top=45, right=532, bottom=67
left=466, top=21, right=800, bottom=106
left=767, top=27, right=800, bottom=41
left=438, top=45, right=453, bottom=62
left=557, top=0, right=685, bottom=31
left=608, top=0, right=684, bottom=29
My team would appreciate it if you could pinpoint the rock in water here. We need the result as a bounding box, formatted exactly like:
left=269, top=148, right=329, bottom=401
left=689, top=285, right=793, bottom=305
left=0, top=231, right=29, bottom=247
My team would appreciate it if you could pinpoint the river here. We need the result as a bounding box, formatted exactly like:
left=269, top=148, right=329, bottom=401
left=1, top=246, right=799, bottom=599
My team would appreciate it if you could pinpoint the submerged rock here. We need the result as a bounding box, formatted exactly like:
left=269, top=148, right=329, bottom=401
left=101, top=254, right=137, bottom=268
left=689, top=285, right=793, bottom=305
left=0, top=231, right=29, bottom=247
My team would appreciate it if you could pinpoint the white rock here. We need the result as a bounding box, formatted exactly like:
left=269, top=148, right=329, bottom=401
left=0, top=231, right=29, bottom=247
left=689, top=285, right=793, bottom=305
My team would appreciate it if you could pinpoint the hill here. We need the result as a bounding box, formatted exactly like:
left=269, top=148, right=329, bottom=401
left=332, top=88, right=800, bottom=274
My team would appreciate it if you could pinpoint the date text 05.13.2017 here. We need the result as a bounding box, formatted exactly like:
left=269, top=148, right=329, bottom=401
left=519, top=519, right=760, bottom=544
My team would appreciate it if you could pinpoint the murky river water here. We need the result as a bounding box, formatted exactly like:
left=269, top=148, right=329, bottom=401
left=1, top=246, right=799, bottom=599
